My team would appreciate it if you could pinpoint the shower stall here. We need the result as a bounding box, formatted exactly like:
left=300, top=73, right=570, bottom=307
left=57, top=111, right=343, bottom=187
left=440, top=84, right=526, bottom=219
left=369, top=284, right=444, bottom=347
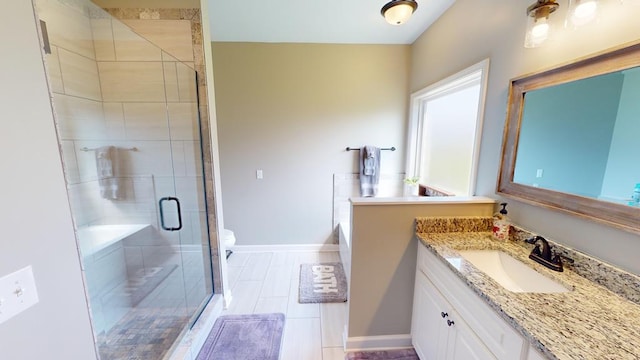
left=35, top=0, right=215, bottom=358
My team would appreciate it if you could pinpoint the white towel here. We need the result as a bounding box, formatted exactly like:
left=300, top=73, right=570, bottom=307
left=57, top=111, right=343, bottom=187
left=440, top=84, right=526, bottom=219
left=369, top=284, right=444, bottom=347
left=360, top=146, right=381, bottom=197
left=95, top=146, right=121, bottom=200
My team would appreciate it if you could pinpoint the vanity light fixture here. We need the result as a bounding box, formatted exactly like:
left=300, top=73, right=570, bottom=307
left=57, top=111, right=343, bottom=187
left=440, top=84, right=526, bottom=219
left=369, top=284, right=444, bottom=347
left=381, top=0, right=418, bottom=25
left=524, top=0, right=560, bottom=48
left=565, top=0, right=599, bottom=28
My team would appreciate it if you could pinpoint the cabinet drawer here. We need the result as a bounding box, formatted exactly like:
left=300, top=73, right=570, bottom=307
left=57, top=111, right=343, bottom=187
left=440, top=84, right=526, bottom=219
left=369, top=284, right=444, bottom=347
left=417, top=244, right=525, bottom=360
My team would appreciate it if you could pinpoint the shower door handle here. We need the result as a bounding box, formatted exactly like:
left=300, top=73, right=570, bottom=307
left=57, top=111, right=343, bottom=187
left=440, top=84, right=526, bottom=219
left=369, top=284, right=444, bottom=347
left=159, top=197, right=183, bottom=231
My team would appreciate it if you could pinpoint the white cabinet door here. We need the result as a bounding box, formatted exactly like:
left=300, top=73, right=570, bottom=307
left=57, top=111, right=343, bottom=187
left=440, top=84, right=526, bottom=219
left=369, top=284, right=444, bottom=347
left=412, top=272, right=449, bottom=360
left=526, top=346, right=546, bottom=360
left=447, top=309, right=496, bottom=360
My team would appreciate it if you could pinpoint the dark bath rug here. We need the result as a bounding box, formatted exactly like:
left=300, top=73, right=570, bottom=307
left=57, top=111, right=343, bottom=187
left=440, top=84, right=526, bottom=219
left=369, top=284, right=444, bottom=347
left=345, top=348, right=420, bottom=360
left=195, top=313, right=285, bottom=360
left=299, top=262, right=348, bottom=303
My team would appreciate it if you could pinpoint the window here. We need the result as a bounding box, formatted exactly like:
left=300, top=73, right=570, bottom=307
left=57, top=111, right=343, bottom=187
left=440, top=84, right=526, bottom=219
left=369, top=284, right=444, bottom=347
left=406, top=59, right=490, bottom=196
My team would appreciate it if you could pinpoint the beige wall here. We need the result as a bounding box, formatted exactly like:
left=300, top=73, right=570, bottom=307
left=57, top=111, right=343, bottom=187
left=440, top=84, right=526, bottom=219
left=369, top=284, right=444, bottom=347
left=212, top=42, right=410, bottom=245
left=411, top=0, right=640, bottom=274
left=0, top=1, right=96, bottom=358
left=347, top=199, right=495, bottom=340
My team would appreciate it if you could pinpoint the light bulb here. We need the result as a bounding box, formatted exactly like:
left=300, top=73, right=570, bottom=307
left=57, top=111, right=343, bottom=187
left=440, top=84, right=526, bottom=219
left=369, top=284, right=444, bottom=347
left=384, top=3, right=416, bottom=25
left=531, top=20, right=550, bottom=38
left=525, top=16, right=550, bottom=48
left=566, top=0, right=598, bottom=28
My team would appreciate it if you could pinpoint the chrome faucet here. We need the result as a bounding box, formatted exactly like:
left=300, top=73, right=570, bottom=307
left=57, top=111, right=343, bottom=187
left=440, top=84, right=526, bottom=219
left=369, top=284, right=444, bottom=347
left=524, top=236, right=573, bottom=272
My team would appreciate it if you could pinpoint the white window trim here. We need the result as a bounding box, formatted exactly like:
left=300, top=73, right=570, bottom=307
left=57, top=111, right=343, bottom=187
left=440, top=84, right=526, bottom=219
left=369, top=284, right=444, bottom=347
left=405, top=58, right=490, bottom=196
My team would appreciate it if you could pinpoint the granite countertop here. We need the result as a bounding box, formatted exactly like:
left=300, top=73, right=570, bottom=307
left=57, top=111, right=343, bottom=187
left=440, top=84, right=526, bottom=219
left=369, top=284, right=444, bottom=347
left=416, top=231, right=640, bottom=360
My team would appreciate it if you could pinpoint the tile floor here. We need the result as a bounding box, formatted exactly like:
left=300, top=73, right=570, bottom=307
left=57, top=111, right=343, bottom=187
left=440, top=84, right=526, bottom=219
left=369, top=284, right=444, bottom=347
left=223, top=250, right=348, bottom=360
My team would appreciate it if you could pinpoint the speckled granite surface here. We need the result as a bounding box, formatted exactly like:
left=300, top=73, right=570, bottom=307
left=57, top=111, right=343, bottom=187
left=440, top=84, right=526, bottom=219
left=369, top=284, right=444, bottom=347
left=415, top=216, right=493, bottom=233
left=509, top=225, right=640, bottom=305
left=415, top=230, right=640, bottom=360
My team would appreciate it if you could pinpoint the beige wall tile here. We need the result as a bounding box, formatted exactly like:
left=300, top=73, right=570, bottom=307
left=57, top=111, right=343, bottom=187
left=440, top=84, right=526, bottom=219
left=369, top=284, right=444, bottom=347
left=125, top=141, right=174, bottom=177
left=122, top=19, right=193, bottom=62
left=112, top=20, right=161, bottom=61
left=123, top=103, right=169, bottom=140
left=46, top=46, right=65, bottom=94
left=60, top=140, right=80, bottom=184
left=161, top=51, right=179, bottom=62
left=37, top=0, right=95, bottom=60
left=170, top=141, right=206, bottom=179
left=91, top=18, right=116, bottom=61
left=174, top=176, right=205, bottom=212
left=176, top=62, right=197, bottom=102
left=67, top=181, right=103, bottom=227
left=183, top=61, right=195, bottom=70
left=170, top=141, right=187, bottom=177
left=53, top=93, right=105, bottom=140
left=99, top=62, right=165, bottom=102
left=183, top=141, right=203, bottom=177
left=102, top=102, right=126, bottom=140
left=163, top=62, right=180, bottom=102
left=58, top=48, right=102, bottom=101
left=168, top=102, right=199, bottom=140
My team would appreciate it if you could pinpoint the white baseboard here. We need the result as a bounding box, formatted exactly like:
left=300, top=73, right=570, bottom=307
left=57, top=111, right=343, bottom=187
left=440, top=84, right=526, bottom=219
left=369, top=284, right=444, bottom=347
left=230, top=244, right=340, bottom=252
left=344, top=334, right=413, bottom=352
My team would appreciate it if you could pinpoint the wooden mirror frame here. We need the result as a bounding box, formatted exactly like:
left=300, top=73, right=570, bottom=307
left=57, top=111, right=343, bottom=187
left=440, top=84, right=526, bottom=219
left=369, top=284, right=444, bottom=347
left=497, top=41, right=640, bottom=234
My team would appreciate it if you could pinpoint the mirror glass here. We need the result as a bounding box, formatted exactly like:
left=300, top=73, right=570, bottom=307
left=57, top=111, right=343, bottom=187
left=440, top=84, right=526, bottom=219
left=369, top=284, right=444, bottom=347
left=498, top=42, right=640, bottom=234
left=513, top=67, right=640, bottom=207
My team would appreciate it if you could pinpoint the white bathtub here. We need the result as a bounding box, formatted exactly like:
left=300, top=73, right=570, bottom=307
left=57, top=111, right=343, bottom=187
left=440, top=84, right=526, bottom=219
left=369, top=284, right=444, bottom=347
left=338, top=220, right=351, bottom=287
left=77, top=224, right=150, bottom=258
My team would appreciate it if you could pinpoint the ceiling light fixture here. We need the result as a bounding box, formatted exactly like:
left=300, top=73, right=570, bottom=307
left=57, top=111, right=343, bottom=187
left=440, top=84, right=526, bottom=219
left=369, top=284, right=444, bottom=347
left=565, top=0, right=599, bottom=28
left=524, top=0, right=559, bottom=48
left=381, top=0, right=418, bottom=25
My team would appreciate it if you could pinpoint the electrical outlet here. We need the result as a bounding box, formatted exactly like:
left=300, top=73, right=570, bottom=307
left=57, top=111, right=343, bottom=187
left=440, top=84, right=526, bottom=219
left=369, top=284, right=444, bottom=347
left=256, top=170, right=263, bottom=179
left=0, top=266, right=39, bottom=325
left=536, top=169, right=544, bottom=178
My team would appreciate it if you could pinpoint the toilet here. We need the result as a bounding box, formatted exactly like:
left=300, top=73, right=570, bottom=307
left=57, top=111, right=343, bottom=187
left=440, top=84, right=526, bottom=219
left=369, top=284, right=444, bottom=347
left=223, top=228, right=236, bottom=259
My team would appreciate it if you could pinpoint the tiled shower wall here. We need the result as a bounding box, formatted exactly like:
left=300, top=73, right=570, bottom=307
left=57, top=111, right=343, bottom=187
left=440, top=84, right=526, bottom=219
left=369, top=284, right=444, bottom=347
left=99, top=7, right=223, bottom=293
left=38, top=0, right=207, bottom=243
left=36, top=0, right=214, bottom=334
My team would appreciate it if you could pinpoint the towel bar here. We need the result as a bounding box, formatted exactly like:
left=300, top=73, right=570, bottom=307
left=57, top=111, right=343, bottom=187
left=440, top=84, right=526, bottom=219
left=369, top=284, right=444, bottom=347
left=81, top=147, right=138, bottom=152
left=345, top=147, right=396, bottom=151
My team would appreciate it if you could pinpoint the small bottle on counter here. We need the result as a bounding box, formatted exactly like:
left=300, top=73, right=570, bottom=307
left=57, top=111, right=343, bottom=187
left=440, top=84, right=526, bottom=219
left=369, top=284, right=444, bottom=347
left=492, top=203, right=510, bottom=241
left=632, top=183, right=640, bottom=206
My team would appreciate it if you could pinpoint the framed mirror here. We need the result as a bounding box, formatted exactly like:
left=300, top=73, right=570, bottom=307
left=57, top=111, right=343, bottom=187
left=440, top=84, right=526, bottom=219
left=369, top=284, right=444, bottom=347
left=498, top=41, right=640, bottom=234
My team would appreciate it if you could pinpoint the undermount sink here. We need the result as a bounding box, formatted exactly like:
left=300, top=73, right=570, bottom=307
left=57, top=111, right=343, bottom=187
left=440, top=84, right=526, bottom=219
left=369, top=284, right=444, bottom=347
left=449, top=250, right=571, bottom=293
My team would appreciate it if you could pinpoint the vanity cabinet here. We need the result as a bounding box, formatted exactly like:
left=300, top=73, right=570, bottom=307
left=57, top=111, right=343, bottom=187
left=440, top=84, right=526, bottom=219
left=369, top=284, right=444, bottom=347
left=526, top=347, right=546, bottom=360
left=413, top=270, right=494, bottom=359
left=412, top=243, right=527, bottom=360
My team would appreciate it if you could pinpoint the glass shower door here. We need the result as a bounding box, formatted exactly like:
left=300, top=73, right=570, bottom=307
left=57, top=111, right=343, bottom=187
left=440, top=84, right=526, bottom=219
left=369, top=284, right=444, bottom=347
left=35, top=0, right=214, bottom=358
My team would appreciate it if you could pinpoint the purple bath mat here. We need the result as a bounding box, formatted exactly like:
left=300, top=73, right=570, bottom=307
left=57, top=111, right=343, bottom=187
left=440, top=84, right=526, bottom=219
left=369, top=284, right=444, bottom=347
left=345, top=348, right=419, bottom=360
left=195, top=313, right=285, bottom=360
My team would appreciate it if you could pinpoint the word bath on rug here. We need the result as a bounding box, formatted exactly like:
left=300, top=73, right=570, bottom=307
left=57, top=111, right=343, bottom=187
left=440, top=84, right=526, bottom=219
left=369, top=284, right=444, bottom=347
left=299, top=262, right=347, bottom=303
